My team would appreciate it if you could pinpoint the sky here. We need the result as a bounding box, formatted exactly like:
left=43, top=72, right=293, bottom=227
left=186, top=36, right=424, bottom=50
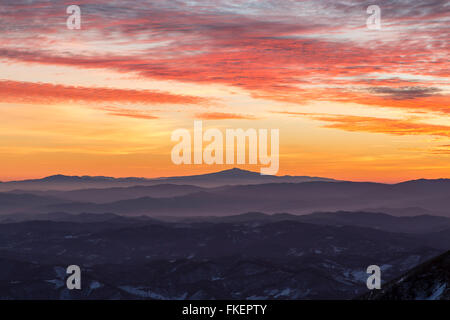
left=0, top=0, right=448, bottom=182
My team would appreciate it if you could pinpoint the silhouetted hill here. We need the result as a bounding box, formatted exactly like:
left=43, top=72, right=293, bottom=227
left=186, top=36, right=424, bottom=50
left=0, top=168, right=337, bottom=191
left=361, top=251, right=450, bottom=300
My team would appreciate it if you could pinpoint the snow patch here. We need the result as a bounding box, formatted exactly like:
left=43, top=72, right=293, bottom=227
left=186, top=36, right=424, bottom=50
left=274, top=288, right=291, bottom=298
left=426, top=283, right=446, bottom=300
left=119, top=286, right=187, bottom=300
left=46, top=279, right=65, bottom=289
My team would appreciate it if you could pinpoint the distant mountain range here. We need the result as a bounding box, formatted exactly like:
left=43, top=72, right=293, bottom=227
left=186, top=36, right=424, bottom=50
left=0, top=169, right=448, bottom=217
left=1, top=178, right=448, bottom=217
left=0, top=168, right=448, bottom=300
left=3, top=211, right=450, bottom=239
left=158, top=211, right=450, bottom=236
left=0, top=168, right=337, bottom=191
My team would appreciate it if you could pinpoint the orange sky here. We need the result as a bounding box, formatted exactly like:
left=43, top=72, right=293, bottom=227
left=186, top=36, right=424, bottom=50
left=0, top=0, right=448, bottom=182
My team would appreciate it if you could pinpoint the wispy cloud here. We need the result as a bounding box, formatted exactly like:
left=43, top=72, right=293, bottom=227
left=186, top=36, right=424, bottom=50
left=0, top=0, right=447, bottom=114
left=368, top=86, right=442, bottom=100
left=278, top=111, right=450, bottom=138
left=0, top=80, right=209, bottom=106
left=98, top=106, right=158, bottom=120
left=195, top=112, right=258, bottom=120
left=431, top=145, right=450, bottom=154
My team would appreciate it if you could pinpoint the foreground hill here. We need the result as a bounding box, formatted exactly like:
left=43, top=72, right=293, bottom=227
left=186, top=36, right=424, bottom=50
left=361, top=251, right=450, bottom=300
left=0, top=217, right=445, bottom=299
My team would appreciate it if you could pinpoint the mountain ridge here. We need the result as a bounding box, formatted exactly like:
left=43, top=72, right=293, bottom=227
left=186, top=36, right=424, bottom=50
left=0, top=168, right=338, bottom=191
left=2, top=177, right=449, bottom=217
left=3, top=168, right=449, bottom=187
left=361, top=251, right=450, bottom=300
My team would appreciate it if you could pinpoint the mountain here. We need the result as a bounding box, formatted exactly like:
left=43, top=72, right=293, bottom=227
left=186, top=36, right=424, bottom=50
left=0, top=175, right=152, bottom=192
left=158, top=168, right=337, bottom=187
left=0, top=211, right=160, bottom=224
left=360, top=206, right=439, bottom=217
left=0, top=193, right=66, bottom=214
left=27, top=179, right=450, bottom=217
left=292, top=211, right=450, bottom=234
left=0, top=217, right=445, bottom=299
left=361, top=251, right=450, bottom=300
left=418, top=228, right=450, bottom=251
left=164, top=211, right=450, bottom=234
left=3, top=210, right=450, bottom=235
left=1, top=171, right=449, bottom=218
left=0, top=168, right=337, bottom=191
left=0, top=258, right=135, bottom=300
left=1, top=170, right=448, bottom=300
left=14, top=184, right=206, bottom=203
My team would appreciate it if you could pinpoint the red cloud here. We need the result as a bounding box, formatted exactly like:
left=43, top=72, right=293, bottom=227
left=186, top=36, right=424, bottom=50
left=0, top=1, right=447, bottom=116
left=0, top=80, right=209, bottom=106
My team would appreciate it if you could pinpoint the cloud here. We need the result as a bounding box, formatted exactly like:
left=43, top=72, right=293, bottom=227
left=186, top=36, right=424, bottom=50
left=195, top=112, right=258, bottom=120
left=98, top=106, right=158, bottom=120
left=368, top=86, right=442, bottom=100
left=0, top=0, right=448, bottom=115
left=0, top=80, right=209, bottom=106
left=317, top=115, right=450, bottom=138
left=431, top=145, right=450, bottom=155
left=277, top=111, right=450, bottom=138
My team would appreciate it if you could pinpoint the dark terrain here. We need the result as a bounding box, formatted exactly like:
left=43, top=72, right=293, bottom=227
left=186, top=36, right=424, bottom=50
left=0, top=213, right=448, bottom=299
left=362, top=250, right=450, bottom=300
left=0, top=169, right=448, bottom=300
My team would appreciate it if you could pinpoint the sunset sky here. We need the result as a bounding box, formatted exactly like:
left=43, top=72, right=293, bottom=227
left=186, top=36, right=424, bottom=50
left=0, top=0, right=448, bottom=182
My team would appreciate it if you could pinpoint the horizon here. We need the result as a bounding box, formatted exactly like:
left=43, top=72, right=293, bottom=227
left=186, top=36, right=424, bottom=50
left=1, top=167, right=449, bottom=184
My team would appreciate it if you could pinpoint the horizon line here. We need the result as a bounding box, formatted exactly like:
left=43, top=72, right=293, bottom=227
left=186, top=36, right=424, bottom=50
left=1, top=167, right=449, bottom=185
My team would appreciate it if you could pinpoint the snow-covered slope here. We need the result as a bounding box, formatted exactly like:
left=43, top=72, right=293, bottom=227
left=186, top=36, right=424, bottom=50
left=362, top=251, right=450, bottom=300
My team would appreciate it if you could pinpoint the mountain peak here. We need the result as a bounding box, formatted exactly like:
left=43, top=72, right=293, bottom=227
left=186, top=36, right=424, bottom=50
left=212, top=168, right=261, bottom=176
left=39, top=175, right=126, bottom=183
left=42, top=174, right=77, bottom=182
